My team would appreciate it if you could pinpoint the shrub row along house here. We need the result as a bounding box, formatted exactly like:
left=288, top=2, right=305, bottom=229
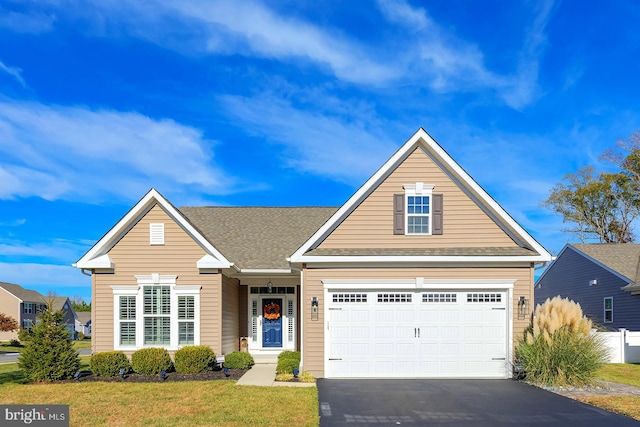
left=73, top=129, right=552, bottom=379
left=0, top=282, right=78, bottom=340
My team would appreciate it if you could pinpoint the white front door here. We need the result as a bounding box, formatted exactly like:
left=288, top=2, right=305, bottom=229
left=326, top=290, right=508, bottom=378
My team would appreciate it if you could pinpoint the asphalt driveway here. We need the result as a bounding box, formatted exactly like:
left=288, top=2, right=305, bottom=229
left=317, top=379, right=640, bottom=426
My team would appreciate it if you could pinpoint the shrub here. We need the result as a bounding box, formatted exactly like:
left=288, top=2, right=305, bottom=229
left=18, top=303, right=80, bottom=382
left=299, top=371, right=316, bottom=383
left=77, top=332, right=85, bottom=341
left=131, top=348, right=174, bottom=375
left=174, top=346, right=215, bottom=374
left=516, top=296, right=609, bottom=387
left=276, top=351, right=300, bottom=374
left=223, top=352, right=254, bottom=369
left=9, top=339, right=21, bottom=347
left=90, top=351, right=131, bottom=377
left=17, top=328, right=32, bottom=343
left=276, top=372, right=294, bottom=381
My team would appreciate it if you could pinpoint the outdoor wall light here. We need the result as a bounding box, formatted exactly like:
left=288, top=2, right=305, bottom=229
left=517, top=296, right=529, bottom=320
left=267, top=280, right=273, bottom=293
left=311, top=297, right=318, bottom=308
left=589, top=279, right=598, bottom=286
left=311, top=297, right=319, bottom=321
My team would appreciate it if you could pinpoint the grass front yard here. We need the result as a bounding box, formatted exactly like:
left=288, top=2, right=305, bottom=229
left=0, top=360, right=319, bottom=426
left=576, top=363, right=640, bottom=421
left=1, top=338, right=92, bottom=352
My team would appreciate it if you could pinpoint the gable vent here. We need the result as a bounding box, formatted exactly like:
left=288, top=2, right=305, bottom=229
left=150, top=223, right=165, bottom=245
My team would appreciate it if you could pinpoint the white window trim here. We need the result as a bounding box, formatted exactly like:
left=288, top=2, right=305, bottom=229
left=604, top=297, right=613, bottom=323
left=111, top=285, right=139, bottom=350
left=111, top=276, right=201, bottom=351
left=403, top=182, right=434, bottom=235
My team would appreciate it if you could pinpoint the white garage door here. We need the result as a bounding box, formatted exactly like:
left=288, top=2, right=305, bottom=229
left=326, top=290, right=509, bottom=378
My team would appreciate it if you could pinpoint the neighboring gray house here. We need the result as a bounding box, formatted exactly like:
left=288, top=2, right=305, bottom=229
left=535, top=244, right=640, bottom=330
left=50, top=296, right=79, bottom=339
left=75, top=311, right=92, bottom=337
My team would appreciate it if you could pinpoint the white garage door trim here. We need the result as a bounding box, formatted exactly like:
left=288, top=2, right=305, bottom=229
left=323, top=278, right=515, bottom=379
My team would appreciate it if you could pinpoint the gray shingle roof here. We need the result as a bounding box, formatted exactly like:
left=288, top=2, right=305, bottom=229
left=571, top=244, right=640, bottom=285
left=305, top=247, right=538, bottom=257
left=76, top=311, right=91, bottom=324
left=179, top=206, right=338, bottom=270
left=0, top=282, right=45, bottom=303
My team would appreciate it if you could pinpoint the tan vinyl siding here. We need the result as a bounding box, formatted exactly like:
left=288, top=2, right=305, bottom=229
left=221, top=275, right=240, bottom=354
left=93, top=203, right=223, bottom=354
left=319, top=147, right=518, bottom=249
left=0, top=289, right=19, bottom=341
left=239, top=286, right=248, bottom=337
left=301, top=266, right=533, bottom=378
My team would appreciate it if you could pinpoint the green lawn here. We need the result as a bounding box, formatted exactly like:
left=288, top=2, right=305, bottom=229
left=0, top=359, right=319, bottom=426
left=594, top=363, right=640, bottom=387
left=1, top=338, right=91, bottom=353
left=0, top=342, right=25, bottom=353
left=577, top=363, right=640, bottom=421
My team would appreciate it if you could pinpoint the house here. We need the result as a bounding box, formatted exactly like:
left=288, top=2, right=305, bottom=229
left=50, top=296, right=79, bottom=339
left=535, top=244, right=640, bottom=330
left=0, top=283, right=80, bottom=341
left=75, top=311, right=92, bottom=337
left=73, top=128, right=551, bottom=378
left=0, top=282, right=47, bottom=341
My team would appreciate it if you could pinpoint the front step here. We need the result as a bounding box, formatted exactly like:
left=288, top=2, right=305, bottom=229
left=251, top=354, right=279, bottom=364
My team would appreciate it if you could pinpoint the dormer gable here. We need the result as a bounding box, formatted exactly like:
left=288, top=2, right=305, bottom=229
left=290, top=128, right=551, bottom=264
left=73, top=188, right=231, bottom=272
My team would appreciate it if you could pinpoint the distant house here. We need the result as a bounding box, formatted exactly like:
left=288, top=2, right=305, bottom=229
left=535, top=244, right=640, bottom=330
left=75, top=311, right=92, bottom=337
left=0, top=282, right=80, bottom=341
left=0, top=282, right=47, bottom=341
left=50, top=296, right=79, bottom=339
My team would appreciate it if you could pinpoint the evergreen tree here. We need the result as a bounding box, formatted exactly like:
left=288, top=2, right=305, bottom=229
left=18, top=300, right=80, bottom=382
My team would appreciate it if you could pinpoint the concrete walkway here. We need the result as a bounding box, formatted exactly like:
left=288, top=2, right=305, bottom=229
left=236, top=355, right=315, bottom=387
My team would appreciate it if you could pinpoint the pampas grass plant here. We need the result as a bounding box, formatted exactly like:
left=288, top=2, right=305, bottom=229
left=516, top=296, right=609, bottom=387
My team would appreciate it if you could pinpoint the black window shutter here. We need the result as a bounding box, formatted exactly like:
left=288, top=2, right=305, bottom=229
left=433, top=194, right=443, bottom=235
left=393, top=194, right=404, bottom=235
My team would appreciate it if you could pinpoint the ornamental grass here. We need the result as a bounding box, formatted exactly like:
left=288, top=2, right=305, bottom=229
left=516, top=296, right=609, bottom=387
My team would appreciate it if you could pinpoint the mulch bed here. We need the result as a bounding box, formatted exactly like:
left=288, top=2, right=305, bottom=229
left=68, top=368, right=248, bottom=383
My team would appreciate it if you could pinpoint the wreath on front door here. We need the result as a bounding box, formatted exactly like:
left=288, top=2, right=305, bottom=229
left=263, top=302, right=281, bottom=321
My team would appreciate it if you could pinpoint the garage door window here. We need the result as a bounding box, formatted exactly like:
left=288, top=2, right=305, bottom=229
left=377, top=293, right=412, bottom=303
left=467, top=293, right=502, bottom=303
left=423, top=293, right=457, bottom=303
left=332, top=293, right=367, bottom=303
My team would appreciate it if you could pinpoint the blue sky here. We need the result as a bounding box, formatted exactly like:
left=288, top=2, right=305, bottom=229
left=1, top=0, right=639, bottom=302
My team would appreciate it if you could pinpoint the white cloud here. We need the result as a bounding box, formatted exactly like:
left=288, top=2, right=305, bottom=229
left=0, top=262, right=89, bottom=289
left=0, top=3, right=57, bottom=34
left=0, top=60, right=27, bottom=87
left=218, top=93, right=397, bottom=184
left=376, top=0, right=557, bottom=108
left=0, top=238, right=87, bottom=262
left=24, top=0, right=555, bottom=108
left=0, top=100, right=233, bottom=202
